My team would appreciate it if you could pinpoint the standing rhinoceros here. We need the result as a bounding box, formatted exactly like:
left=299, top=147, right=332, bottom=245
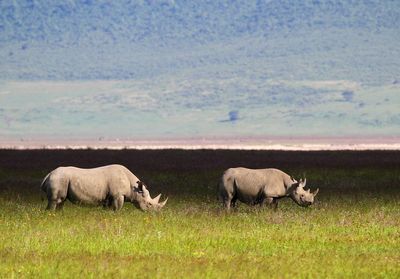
left=219, top=167, right=319, bottom=210
left=40, top=164, right=168, bottom=211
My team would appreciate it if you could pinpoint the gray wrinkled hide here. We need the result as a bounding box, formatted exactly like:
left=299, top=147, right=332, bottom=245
left=219, top=167, right=318, bottom=210
left=41, top=164, right=167, bottom=211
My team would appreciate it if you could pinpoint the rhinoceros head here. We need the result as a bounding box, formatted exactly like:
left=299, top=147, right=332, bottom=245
left=131, top=181, right=168, bottom=211
left=290, top=178, right=319, bottom=207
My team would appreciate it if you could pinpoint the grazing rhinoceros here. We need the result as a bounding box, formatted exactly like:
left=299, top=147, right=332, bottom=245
left=219, top=167, right=319, bottom=210
left=40, top=164, right=168, bottom=211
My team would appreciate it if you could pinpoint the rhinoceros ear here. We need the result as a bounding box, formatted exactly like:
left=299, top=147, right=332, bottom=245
left=313, top=188, right=319, bottom=197
left=299, top=178, right=306, bottom=188
left=136, top=181, right=144, bottom=192
left=288, top=182, right=300, bottom=193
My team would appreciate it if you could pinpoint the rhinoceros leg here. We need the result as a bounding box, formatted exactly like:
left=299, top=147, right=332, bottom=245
left=102, top=195, right=113, bottom=209
left=46, top=197, right=65, bottom=210
left=271, top=198, right=278, bottom=210
left=46, top=189, right=62, bottom=210
left=219, top=192, right=233, bottom=211
left=56, top=200, right=66, bottom=210
left=230, top=195, right=238, bottom=208
left=224, top=198, right=232, bottom=211
left=219, top=177, right=236, bottom=211
left=260, top=197, right=278, bottom=210
left=46, top=200, right=57, bottom=210
left=112, top=195, right=124, bottom=211
left=260, top=197, right=272, bottom=207
left=56, top=198, right=66, bottom=210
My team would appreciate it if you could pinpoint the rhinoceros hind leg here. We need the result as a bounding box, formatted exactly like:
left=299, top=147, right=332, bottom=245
left=223, top=194, right=233, bottom=211
left=230, top=195, right=238, bottom=208
left=46, top=197, right=65, bottom=210
left=56, top=200, right=65, bottom=210
left=46, top=200, right=57, bottom=210
left=224, top=200, right=231, bottom=211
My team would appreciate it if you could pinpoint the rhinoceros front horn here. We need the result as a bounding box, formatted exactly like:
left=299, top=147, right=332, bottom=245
left=149, top=193, right=168, bottom=210
left=134, top=184, right=168, bottom=211
left=152, top=193, right=162, bottom=204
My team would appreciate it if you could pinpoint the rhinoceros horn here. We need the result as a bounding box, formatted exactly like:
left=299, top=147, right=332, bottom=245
left=135, top=183, right=168, bottom=211
left=152, top=193, right=162, bottom=204
left=157, top=197, right=168, bottom=209
left=148, top=193, right=168, bottom=210
left=144, top=186, right=168, bottom=210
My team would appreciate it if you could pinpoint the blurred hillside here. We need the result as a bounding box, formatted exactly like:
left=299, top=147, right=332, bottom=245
left=0, top=0, right=399, bottom=81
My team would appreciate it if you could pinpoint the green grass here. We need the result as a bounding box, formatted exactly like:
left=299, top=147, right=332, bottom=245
left=0, top=168, right=399, bottom=278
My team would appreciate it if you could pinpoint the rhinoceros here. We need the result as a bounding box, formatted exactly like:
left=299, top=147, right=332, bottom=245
left=40, top=164, right=168, bottom=211
left=219, top=167, right=319, bottom=210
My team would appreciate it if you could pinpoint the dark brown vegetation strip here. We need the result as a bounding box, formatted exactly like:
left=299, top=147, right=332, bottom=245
left=0, top=149, right=399, bottom=172
left=0, top=149, right=399, bottom=199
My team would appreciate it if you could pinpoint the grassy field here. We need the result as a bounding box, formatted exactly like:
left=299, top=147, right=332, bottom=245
left=0, top=150, right=399, bottom=278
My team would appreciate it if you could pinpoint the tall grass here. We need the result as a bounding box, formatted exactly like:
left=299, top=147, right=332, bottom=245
left=0, top=151, right=399, bottom=278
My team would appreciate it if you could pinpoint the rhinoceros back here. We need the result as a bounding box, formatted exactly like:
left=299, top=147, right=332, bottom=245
left=47, top=164, right=134, bottom=205
left=222, top=167, right=293, bottom=203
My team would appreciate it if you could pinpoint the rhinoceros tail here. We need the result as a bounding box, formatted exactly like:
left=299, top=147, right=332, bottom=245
left=40, top=172, right=51, bottom=192
left=218, top=170, right=235, bottom=202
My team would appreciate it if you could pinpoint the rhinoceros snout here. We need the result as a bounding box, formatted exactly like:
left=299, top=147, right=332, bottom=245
left=132, top=182, right=168, bottom=211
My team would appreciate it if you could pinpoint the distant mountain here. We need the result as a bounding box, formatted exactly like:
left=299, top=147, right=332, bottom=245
left=1, top=1, right=399, bottom=45
left=0, top=0, right=399, bottom=80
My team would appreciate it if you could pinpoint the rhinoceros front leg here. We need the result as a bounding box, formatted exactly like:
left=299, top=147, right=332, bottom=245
left=112, top=195, right=124, bottom=211
left=260, top=197, right=271, bottom=207
left=103, top=195, right=113, bottom=209
left=260, top=197, right=278, bottom=210
left=270, top=198, right=278, bottom=210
